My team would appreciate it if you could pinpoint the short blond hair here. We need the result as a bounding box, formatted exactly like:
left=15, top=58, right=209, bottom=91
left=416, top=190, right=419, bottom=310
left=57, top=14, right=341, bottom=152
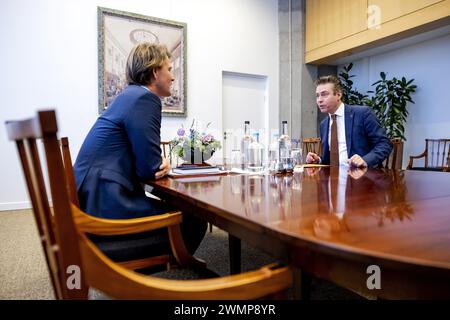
left=126, top=42, right=171, bottom=85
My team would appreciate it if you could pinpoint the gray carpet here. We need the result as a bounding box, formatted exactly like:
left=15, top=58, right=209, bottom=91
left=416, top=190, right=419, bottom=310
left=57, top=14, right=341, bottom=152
left=0, top=209, right=363, bottom=300
left=0, top=209, right=54, bottom=299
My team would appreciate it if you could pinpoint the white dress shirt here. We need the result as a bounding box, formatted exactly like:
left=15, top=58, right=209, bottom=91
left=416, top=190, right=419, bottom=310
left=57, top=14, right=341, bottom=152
left=328, top=168, right=348, bottom=218
left=328, top=103, right=348, bottom=166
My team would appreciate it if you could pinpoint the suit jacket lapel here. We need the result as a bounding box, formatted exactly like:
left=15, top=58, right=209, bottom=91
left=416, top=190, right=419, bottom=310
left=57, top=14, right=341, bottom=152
left=345, top=104, right=354, bottom=157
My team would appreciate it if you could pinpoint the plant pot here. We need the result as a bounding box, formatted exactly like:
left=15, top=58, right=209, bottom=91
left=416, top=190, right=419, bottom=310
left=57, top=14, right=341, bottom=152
left=182, top=145, right=214, bottom=164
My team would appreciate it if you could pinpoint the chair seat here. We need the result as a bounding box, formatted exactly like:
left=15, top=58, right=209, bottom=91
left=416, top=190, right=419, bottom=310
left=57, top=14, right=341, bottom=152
left=409, top=167, right=446, bottom=172
left=153, top=266, right=220, bottom=280
left=87, top=229, right=170, bottom=262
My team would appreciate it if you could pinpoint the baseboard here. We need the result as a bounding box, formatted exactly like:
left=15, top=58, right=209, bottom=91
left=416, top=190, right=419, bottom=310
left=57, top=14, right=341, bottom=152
left=0, top=201, right=31, bottom=212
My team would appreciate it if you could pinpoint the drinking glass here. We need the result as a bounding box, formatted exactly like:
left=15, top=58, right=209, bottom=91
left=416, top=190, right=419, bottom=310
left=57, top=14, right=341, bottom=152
left=291, top=148, right=303, bottom=166
left=231, top=149, right=242, bottom=170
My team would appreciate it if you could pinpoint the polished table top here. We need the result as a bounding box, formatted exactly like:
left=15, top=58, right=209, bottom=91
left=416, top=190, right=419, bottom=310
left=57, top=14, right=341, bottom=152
left=150, top=167, right=450, bottom=297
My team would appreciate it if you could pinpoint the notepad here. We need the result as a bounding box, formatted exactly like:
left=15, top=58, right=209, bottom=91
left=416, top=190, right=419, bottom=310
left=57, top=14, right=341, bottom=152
left=171, top=164, right=221, bottom=175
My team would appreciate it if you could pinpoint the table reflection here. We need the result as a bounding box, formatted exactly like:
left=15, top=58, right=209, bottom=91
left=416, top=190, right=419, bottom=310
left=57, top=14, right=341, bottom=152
left=169, top=167, right=418, bottom=233
left=170, top=167, right=416, bottom=233
left=300, top=167, right=415, bottom=240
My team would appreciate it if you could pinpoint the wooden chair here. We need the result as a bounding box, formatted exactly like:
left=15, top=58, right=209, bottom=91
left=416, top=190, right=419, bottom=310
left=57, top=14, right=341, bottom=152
left=6, top=110, right=292, bottom=299
left=407, top=139, right=450, bottom=172
left=382, top=138, right=403, bottom=169
left=302, top=137, right=322, bottom=162
left=160, top=140, right=172, bottom=163
left=60, top=137, right=80, bottom=206
left=60, top=137, right=180, bottom=271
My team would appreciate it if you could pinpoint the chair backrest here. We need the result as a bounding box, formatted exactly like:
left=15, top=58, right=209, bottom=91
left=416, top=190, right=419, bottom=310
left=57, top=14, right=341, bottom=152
left=160, top=141, right=171, bottom=158
left=383, top=138, right=403, bottom=169
left=425, top=139, right=450, bottom=169
left=302, top=137, right=322, bottom=161
left=5, top=110, right=88, bottom=299
left=6, top=110, right=292, bottom=300
left=60, top=137, right=80, bottom=206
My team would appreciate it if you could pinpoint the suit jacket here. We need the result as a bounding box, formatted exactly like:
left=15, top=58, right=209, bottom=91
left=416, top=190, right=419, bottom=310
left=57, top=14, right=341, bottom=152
left=74, top=85, right=168, bottom=219
left=320, top=104, right=392, bottom=168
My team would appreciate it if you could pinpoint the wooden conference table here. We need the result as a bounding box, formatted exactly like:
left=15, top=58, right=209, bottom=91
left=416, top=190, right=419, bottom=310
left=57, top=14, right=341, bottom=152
left=148, top=167, right=450, bottom=299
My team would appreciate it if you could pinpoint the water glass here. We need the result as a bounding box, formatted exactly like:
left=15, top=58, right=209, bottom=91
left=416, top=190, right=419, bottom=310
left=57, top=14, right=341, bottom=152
left=230, top=149, right=242, bottom=169
left=291, top=148, right=303, bottom=166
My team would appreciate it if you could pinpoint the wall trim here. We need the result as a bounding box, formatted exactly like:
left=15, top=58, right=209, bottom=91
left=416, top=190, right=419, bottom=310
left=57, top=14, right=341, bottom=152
left=0, top=201, right=32, bottom=212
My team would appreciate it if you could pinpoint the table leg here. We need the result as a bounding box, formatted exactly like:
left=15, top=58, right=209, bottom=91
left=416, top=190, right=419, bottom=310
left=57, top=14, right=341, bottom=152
left=228, top=234, right=241, bottom=274
left=293, top=267, right=312, bottom=300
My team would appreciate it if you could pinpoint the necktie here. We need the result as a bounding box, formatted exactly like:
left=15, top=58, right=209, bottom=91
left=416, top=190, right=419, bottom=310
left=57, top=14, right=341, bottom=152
left=330, top=114, right=339, bottom=167
left=329, top=168, right=338, bottom=213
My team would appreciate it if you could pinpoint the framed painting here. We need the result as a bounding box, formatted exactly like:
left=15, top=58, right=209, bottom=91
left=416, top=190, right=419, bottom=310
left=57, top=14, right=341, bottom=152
left=98, top=7, right=187, bottom=116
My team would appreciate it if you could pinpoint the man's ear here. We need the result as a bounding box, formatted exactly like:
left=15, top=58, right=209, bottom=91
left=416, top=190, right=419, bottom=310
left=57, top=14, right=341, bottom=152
left=152, top=68, right=158, bottom=80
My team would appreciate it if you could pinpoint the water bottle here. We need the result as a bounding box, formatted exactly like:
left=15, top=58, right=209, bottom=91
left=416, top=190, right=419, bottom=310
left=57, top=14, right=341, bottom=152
left=240, top=121, right=253, bottom=169
left=248, top=132, right=264, bottom=172
left=279, top=121, right=293, bottom=172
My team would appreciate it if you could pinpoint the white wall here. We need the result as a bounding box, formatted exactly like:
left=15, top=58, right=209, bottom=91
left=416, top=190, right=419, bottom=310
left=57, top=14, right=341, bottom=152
left=338, top=32, right=450, bottom=168
left=0, top=0, right=279, bottom=210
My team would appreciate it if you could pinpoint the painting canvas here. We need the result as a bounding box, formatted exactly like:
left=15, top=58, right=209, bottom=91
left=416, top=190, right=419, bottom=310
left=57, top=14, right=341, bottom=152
left=98, top=7, right=187, bottom=116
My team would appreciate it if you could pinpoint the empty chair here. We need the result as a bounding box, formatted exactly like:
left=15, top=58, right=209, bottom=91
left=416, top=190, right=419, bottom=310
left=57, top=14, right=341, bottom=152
left=160, top=140, right=172, bottom=163
left=407, top=139, right=450, bottom=172
left=6, top=110, right=292, bottom=299
left=302, top=137, right=322, bottom=162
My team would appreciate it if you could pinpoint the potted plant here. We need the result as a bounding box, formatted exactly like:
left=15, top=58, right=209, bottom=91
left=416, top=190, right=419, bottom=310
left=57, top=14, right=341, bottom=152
left=339, top=63, right=370, bottom=106
left=366, top=72, right=417, bottom=141
left=339, top=63, right=417, bottom=141
left=170, top=120, right=222, bottom=164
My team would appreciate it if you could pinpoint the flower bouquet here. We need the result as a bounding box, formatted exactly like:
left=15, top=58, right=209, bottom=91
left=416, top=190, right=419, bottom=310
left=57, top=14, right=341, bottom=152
left=170, top=120, right=222, bottom=164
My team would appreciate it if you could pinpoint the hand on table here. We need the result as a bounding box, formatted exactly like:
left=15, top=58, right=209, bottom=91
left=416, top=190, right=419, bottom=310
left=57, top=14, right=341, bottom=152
left=306, top=152, right=320, bottom=164
left=155, top=156, right=171, bottom=179
left=347, top=154, right=367, bottom=168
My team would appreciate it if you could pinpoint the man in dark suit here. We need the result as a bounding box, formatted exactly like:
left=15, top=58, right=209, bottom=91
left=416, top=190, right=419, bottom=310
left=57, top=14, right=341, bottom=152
left=306, top=75, right=392, bottom=168
left=74, top=43, right=206, bottom=252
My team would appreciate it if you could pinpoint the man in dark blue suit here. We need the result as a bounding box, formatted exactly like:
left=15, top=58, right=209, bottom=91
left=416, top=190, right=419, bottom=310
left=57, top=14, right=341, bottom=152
left=306, top=75, right=392, bottom=168
left=74, top=43, right=206, bottom=253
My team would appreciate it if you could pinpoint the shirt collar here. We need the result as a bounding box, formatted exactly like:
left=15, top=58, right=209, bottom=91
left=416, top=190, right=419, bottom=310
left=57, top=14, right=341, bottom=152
left=141, top=85, right=160, bottom=97
left=329, top=102, right=345, bottom=118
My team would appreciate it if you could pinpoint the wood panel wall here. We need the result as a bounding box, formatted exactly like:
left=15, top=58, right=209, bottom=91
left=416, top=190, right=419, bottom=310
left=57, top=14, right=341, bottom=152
left=305, top=0, right=450, bottom=64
